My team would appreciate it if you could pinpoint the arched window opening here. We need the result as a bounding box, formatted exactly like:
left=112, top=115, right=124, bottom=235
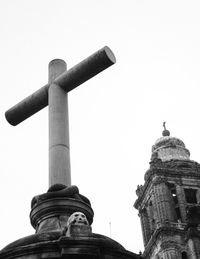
left=182, top=251, right=188, bottom=259
left=184, top=188, right=197, bottom=204
left=169, top=183, right=182, bottom=222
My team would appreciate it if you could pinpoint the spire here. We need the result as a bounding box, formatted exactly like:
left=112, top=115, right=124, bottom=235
left=162, top=121, right=170, bottom=136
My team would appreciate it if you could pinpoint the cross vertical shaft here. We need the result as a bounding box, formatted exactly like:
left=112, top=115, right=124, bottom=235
left=48, top=59, right=71, bottom=187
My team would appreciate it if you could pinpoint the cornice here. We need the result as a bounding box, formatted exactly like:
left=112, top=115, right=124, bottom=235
left=134, top=159, right=200, bottom=209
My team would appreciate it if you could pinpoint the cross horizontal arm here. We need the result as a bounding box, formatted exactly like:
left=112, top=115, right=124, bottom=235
left=5, top=46, right=116, bottom=126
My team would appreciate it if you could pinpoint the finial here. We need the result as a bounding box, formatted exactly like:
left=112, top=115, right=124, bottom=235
left=162, top=121, right=170, bottom=136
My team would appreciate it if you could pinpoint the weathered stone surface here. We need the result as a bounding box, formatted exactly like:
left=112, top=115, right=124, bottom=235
left=67, top=212, right=89, bottom=228
left=66, top=224, right=92, bottom=237
left=31, top=184, right=90, bottom=208
left=0, top=232, right=140, bottom=259
left=5, top=46, right=116, bottom=126
left=0, top=182, right=141, bottom=258
left=134, top=132, right=200, bottom=258
left=30, top=185, right=93, bottom=233
left=48, top=59, right=71, bottom=186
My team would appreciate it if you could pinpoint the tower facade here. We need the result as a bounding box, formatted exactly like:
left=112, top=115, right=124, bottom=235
left=134, top=128, right=200, bottom=258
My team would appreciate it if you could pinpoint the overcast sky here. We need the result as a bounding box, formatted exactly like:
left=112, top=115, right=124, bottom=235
left=1, top=0, right=200, bottom=254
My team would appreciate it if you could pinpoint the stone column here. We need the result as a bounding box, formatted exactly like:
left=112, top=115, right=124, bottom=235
left=192, top=237, right=200, bottom=258
left=152, top=184, right=161, bottom=223
left=151, top=190, right=159, bottom=226
left=187, top=238, right=198, bottom=259
left=153, top=178, right=174, bottom=222
left=139, top=208, right=151, bottom=246
left=176, top=184, right=187, bottom=222
left=139, top=211, right=147, bottom=246
left=147, top=201, right=155, bottom=234
left=48, top=59, right=71, bottom=187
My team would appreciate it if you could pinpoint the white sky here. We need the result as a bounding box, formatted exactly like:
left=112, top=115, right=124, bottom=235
left=1, top=0, right=200, bottom=254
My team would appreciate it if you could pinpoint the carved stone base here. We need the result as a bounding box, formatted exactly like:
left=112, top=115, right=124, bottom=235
left=66, top=224, right=92, bottom=237
left=30, top=185, right=93, bottom=233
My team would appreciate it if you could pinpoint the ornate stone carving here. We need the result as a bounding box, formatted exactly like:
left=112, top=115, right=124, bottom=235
left=30, top=184, right=94, bottom=233
left=31, top=184, right=91, bottom=208
left=67, top=212, right=89, bottom=228
left=136, top=185, right=144, bottom=197
left=150, top=159, right=200, bottom=172
left=65, top=212, right=91, bottom=237
left=160, top=241, right=181, bottom=251
left=152, top=176, right=167, bottom=186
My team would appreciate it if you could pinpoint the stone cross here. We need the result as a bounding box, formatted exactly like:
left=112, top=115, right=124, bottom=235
left=5, top=46, right=116, bottom=187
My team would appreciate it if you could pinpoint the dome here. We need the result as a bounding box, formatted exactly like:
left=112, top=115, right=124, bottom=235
left=151, top=125, right=190, bottom=162
left=0, top=232, right=140, bottom=259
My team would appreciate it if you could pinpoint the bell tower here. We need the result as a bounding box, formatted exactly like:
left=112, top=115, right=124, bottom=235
left=134, top=124, right=200, bottom=258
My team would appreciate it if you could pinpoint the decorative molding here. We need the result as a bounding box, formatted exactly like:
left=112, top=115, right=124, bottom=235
left=152, top=176, right=167, bottom=186
left=161, top=241, right=181, bottom=251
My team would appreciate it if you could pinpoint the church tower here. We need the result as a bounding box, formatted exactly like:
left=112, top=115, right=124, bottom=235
left=134, top=124, right=200, bottom=258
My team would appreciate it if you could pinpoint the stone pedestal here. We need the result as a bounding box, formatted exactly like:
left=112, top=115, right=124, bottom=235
left=0, top=186, right=140, bottom=259
left=29, top=184, right=93, bottom=234
left=66, top=224, right=92, bottom=237
left=30, top=196, right=93, bottom=233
